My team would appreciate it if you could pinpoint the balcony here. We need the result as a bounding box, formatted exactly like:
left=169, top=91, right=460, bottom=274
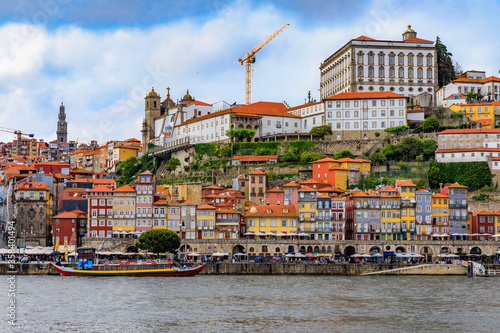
left=449, top=204, right=467, bottom=208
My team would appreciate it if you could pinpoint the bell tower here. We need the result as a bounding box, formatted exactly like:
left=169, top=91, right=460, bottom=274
left=142, top=87, right=161, bottom=152
left=56, top=102, right=68, bottom=143
left=402, top=25, right=417, bottom=41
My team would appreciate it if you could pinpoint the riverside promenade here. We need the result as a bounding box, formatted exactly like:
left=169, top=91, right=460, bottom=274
left=1, top=262, right=493, bottom=276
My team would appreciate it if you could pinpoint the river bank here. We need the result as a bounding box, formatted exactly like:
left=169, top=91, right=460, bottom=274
left=3, top=262, right=498, bottom=275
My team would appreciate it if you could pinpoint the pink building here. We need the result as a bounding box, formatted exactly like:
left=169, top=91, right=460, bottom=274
left=265, top=187, right=284, bottom=205
left=135, top=171, right=156, bottom=231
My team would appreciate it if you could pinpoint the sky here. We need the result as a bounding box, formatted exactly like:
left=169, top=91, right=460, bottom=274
left=0, top=0, right=499, bottom=144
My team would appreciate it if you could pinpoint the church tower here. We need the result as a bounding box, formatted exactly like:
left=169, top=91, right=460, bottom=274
left=141, top=88, right=161, bottom=152
left=56, top=102, right=68, bottom=143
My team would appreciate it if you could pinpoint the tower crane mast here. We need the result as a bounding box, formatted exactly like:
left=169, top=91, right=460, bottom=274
left=0, top=127, right=35, bottom=156
left=238, top=23, right=289, bottom=105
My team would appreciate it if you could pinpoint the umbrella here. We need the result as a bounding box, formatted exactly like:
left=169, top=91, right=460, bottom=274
left=212, top=252, right=229, bottom=256
left=294, top=252, right=305, bottom=258
left=112, top=231, right=120, bottom=234
left=437, top=254, right=450, bottom=257
left=254, top=232, right=266, bottom=236
left=351, top=254, right=363, bottom=257
left=297, top=233, right=309, bottom=237
left=448, top=254, right=459, bottom=257
left=287, top=233, right=297, bottom=236
left=305, top=253, right=316, bottom=257
left=491, top=234, right=500, bottom=238
left=187, top=253, right=200, bottom=256
left=243, top=232, right=254, bottom=236
left=481, top=233, right=492, bottom=236
left=234, top=253, right=246, bottom=256
left=266, top=232, right=276, bottom=236
left=371, top=253, right=383, bottom=257
left=285, top=253, right=295, bottom=257
left=50, top=251, right=63, bottom=256
left=360, top=254, right=371, bottom=258
left=275, top=233, right=287, bottom=237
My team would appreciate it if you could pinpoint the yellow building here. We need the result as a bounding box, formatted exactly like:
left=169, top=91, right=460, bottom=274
left=196, top=204, right=215, bottom=239
left=431, top=193, right=449, bottom=236
left=112, top=185, right=136, bottom=232
left=157, top=183, right=203, bottom=204
left=397, top=180, right=416, bottom=240
left=298, top=187, right=317, bottom=235
left=246, top=205, right=298, bottom=236
left=98, top=145, right=108, bottom=172
left=450, top=103, right=495, bottom=128
left=380, top=193, right=402, bottom=241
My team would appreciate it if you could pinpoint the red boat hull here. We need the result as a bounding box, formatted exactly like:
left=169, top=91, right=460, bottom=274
left=52, top=263, right=206, bottom=277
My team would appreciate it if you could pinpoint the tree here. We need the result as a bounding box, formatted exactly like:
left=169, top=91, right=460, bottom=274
left=136, top=229, right=181, bottom=255
left=309, top=125, right=333, bottom=136
left=397, top=161, right=409, bottom=171
left=436, top=36, right=455, bottom=87
left=226, top=129, right=256, bottom=142
left=384, top=125, right=410, bottom=135
left=465, top=91, right=475, bottom=102
left=428, top=165, right=442, bottom=188
left=334, top=150, right=354, bottom=159
left=370, top=151, right=386, bottom=166
left=422, top=139, right=437, bottom=159
left=374, top=132, right=380, bottom=138
left=382, top=144, right=396, bottom=160
left=282, top=151, right=298, bottom=163
left=422, top=117, right=440, bottom=132
left=395, top=137, right=423, bottom=161
left=166, top=157, right=181, bottom=184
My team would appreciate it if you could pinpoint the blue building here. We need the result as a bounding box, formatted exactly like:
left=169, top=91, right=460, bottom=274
left=415, top=189, right=432, bottom=240
left=443, top=183, right=468, bottom=240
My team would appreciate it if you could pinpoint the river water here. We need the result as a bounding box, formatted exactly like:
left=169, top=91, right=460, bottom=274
left=1, top=275, right=499, bottom=332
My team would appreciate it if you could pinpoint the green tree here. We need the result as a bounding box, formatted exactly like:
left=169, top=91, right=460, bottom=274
left=395, top=137, right=423, bottom=161
left=334, top=150, right=354, bottom=159
left=218, top=145, right=231, bottom=157
left=309, top=125, right=333, bottom=136
left=384, top=125, right=410, bottom=135
left=428, top=165, right=442, bottom=188
left=436, top=36, right=455, bottom=87
left=374, top=132, right=380, bottom=138
left=370, top=151, right=386, bottom=166
left=282, top=151, right=298, bottom=163
left=382, top=144, right=396, bottom=160
left=136, top=229, right=181, bottom=255
left=465, top=91, right=475, bottom=102
left=422, top=117, right=440, bottom=132
left=397, top=161, right=409, bottom=171
left=166, top=157, right=181, bottom=184
left=422, top=139, right=437, bottom=159
left=226, top=129, right=256, bottom=142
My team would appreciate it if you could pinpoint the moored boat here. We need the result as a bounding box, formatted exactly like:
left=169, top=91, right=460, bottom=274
left=52, top=261, right=206, bottom=277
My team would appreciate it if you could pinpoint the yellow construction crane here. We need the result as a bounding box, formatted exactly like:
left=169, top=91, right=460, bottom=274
left=0, top=127, right=35, bottom=156
left=238, top=23, right=289, bottom=105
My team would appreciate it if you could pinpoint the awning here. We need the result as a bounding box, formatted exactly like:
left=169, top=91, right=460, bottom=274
left=383, top=251, right=395, bottom=256
left=212, top=252, right=229, bottom=256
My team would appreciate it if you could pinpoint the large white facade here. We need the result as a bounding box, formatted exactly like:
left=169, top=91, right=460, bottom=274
left=436, top=129, right=500, bottom=162
left=320, top=26, right=437, bottom=102
left=323, top=92, right=407, bottom=140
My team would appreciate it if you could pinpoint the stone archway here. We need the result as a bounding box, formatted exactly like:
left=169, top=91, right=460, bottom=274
left=232, top=244, right=245, bottom=254
left=440, top=247, right=451, bottom=254
left=306, top=246, right=313, bottom=253
left=274, top=247, right=281, bottom=254
left=126, top=245, right=138, bottom=253
left=327, top=246, right=332, bottom=253
left=179, top=244, right=190, bottom=253
left=287, top=245, right=295, bottom=253
left=369, top=246, right=382, bottom=254
left=470, top=247, right=482, bottom=255
left=395, top=246, right=406, bottom=253
left=313, top=246, right=320, bottom=253
left=344, top=246, right=356, bottom=256
left=300, top=246, right=306, bottom=253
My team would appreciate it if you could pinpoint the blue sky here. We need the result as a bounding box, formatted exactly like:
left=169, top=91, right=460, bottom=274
left=0, top=0, right=499, bottom=143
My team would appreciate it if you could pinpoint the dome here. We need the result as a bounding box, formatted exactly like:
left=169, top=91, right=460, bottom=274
left=147, top=87, right=159, bottom=98
left=404, top=25, right=416, bottom=34
left=183, top=89, right=194, bottom=101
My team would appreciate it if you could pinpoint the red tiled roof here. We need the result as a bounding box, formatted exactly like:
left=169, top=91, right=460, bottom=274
left=88, top=185, right=113, bottom=192
left=312, top=157, right=337, bottom=163
left=324, top=91, right=405, bottom=100
left=439, top=128, right=500, bottom=135
left=204, top=185, right=224, bottom=190
left=250, top=169, right=266, bottom=175
left=186, top=101, right=211, bottom=107
left=153, top=200, right=167, bottom=205
left=403, top=37, right=433, bottom=43
left=283, top=182, right=299, bottom=187
left=432, top=193, right=448, bottom=198
left=197, top=204, right=215, bottom=209
left=17, top=182, right=49, bottom=190
left=53, top=210, right=86, bottom=219
left=400, top=180, right=416, bottom=187
left=266, top=187, right=283, bottom=193
left=298, top=186, right=316, bottom=192
left=407, top=108, right=425, bottom=113
left=452, top=76, right=500, bottom=84
left=232, top=155, right=277, bottom=162
left=446, top=94, right=465, bottom=98
left=114, top=185, right=135, bottom=192
left=286, top=101, right=323, bottom=112
left=476, top=119, right=493, bottom=126
left=436, top=148, right=500, bottom=153
left=246, top=204, right=297, bottom=217
left=353, top=35, right=377, bottom=41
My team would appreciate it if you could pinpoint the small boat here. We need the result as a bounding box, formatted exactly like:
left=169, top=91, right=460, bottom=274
left=52, top=261, right=206, bottom=277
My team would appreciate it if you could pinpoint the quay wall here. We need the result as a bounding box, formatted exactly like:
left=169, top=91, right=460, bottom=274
left=1, top=263, right=498, bottom=276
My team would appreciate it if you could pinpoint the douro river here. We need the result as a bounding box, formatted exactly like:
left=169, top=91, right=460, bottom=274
left=1, top=275, right=499, bottom=332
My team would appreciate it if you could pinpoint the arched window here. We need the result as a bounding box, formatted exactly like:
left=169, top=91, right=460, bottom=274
left=417, top=68, right=423, bottom=78
left=379, top=67, right=384, bottom=77
left=275, top=247, right=280, bottom=253
left=408, top=67, right=414, bottom=78
left=427, top=68, right=432, bottom=79
left=378, top=52, right=385, bottom=65
left=357, top=66, right=363, bottom=76
left=262, top=245, right=268, bottom=253
left=249, top=247, right=255, bottom=252
left=368, top=52, right=374, bottom=64
left=426, top=54, right=433, bottom=66
left=398, top=53, right=405, bottom=65
left=398, top=67, right=404, bottom=78
left=417, top=53, right=423, bottom=66
left=357, top=52, right=364, bottom=64
left=389, top=66, right=395, bottom=78
left=407, top=53, right=414, bottom=66
left=368, top=66, right=374, bottom=77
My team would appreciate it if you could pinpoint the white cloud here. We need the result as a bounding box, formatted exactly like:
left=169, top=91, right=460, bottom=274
left=0, top=0, right=499, bottom=144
